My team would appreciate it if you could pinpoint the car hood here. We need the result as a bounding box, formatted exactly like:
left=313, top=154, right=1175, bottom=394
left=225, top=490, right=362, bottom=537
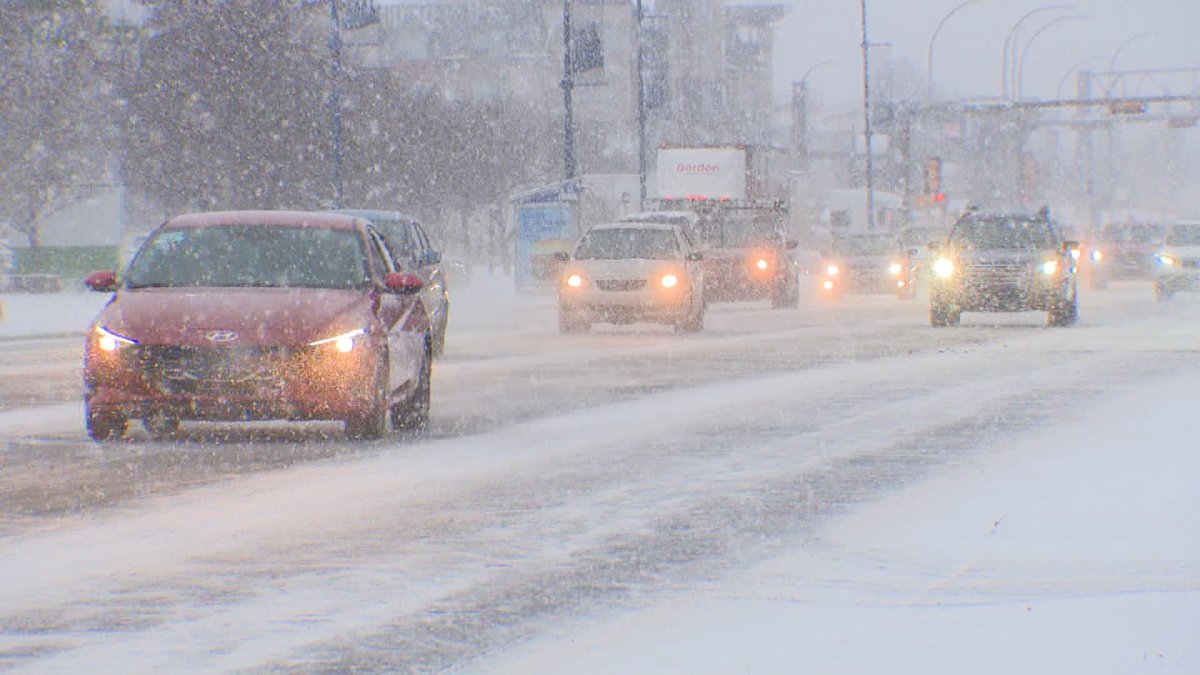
left=94, top=287, right=372, bottom=346
left=838, top=254, right=900, bottom=268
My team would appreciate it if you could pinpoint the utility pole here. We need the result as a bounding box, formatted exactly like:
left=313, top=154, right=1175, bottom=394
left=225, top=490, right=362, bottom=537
left=562, top=0, right=577, bottom=182
left=635, top=0, right=646, bottom=211
left=860, top=0, right=876, bottom=231
left=328, top=0, right=344, bottom=208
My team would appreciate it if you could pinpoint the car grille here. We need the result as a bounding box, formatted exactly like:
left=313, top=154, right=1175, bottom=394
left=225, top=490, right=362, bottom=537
left=595, top=279, right=647, bottom=292
left=963, top=263, right=1029, bottom=286
left=134, top=345, right=292, bottom=397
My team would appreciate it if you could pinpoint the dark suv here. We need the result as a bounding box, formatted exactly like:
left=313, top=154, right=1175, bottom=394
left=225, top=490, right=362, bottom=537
left=929, top=209, right=1079, bottom=327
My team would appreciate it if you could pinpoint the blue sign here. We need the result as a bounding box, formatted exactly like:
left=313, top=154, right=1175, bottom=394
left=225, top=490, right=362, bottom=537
left=516, top=204, right=574, bottom=289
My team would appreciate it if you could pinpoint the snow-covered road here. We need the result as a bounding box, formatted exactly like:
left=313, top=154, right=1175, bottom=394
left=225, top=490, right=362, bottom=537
left=0, top=280, right=1197, bottom=672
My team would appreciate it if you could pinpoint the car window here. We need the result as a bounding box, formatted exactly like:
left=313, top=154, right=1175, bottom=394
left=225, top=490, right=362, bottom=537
left=950, top=216, right=1058, bottom=249
left=125, top=225, right=369, bottom=289
left=366, top=227, right=397, bottom=276
left=1165, top=224, right=1200, bottom=246
left=574, top=228, right=682, bottom=260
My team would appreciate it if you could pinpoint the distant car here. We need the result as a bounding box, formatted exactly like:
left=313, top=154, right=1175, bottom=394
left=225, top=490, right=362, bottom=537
left=692, top=207, right=800, bottom=308
left=928, top=208, right=1079, bottom=326
left=83, top=210, right=433, bottom=441
left=332, top=209, right=450, bottom=356
left=557, top=221, right=705, bottom=333
left=1085, top=222, right=1165, bottom=289
left=617, top=210, right=702, bottom=241
left=818, top=233, right=917, bottom=299
left=1153, top=221, right=1200, bottom=301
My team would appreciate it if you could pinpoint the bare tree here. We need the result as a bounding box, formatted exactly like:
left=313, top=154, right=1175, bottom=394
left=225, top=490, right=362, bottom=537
left=0, top=0, right=112, bottom=264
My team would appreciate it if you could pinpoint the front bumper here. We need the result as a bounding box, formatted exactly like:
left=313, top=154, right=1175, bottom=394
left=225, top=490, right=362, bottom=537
left=83, top=341, right=381, bottom=421
left=932, top=265, right=1068, bottom=311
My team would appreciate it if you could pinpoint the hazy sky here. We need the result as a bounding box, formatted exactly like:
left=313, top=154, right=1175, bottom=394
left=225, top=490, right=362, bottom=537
left=761, top=0, right=1200, bottom=107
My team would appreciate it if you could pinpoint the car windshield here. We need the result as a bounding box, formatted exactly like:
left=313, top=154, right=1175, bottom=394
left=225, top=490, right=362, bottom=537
left=124, top=225, right=368, bottom=289
left=832, top=236, right=900, bottom=256
left=1100, top=224, right=1164, bottom=244
left=950, top=216, right=1057, bottom=249
left=698, top=214, right=777, bottom=247
left=1165, top=223, right=1200, bottom=246
left=574, top=228, right=681, bottom=260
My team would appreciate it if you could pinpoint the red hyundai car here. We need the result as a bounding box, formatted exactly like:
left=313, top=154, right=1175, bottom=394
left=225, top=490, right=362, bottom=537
left=83, top=211, right=432, bottom=441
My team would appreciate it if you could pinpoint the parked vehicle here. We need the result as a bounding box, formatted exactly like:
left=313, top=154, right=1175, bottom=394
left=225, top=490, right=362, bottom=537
left=83, top=211, right=432, bottom=441
left=928, top=208, right=1079, bottom=327
left=1153, top=221, right=1200, bottom=301
left=556, top=221, right=705, bottom=333
left=818, top=234, right=917, bottom=299
left=333, top=209, right=450, bottom=356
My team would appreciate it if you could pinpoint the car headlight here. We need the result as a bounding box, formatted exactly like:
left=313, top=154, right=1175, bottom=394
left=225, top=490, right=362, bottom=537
left=1069, top=248, right=1081, bottom=261
left=661, top=273, right=679, bottom=289
left=94, top=325, right=138, bottom=352
left=932, top=258, right=955, bottom=279
left=889, top=262, right=903, bottom=275
left=1042, top=260, right=1060, bottom=275
left=1090, top=250, right=1103, bottom=262
left=565, top=273, right=584, bottom=288
left=1158, top=254, right=1176, bottom=266
left=309, top=328, right=367, bottom=353
left=754, top=258, right=770, bottom=271
left=825, top=264, right=840, bottom=276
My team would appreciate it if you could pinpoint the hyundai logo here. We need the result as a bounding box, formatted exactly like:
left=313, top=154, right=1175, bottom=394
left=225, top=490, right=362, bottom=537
left=204, top=330, right=239, bottom=343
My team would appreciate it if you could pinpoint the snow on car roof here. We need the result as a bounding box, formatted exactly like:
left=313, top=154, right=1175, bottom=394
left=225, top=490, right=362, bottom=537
left=163, top=211, right=363, bottom=231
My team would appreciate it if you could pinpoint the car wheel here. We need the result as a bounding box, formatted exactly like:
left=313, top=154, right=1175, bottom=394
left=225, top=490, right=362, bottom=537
left=770, top=278, right=799, bottom=309
left=1155, top=282, right=1173, bottom=302
left=143, top=414, right=182, bottom=441
left=392, top=342, right=431, bottom=433
left=676, top=302, right=706, bottom=333
left=86, top=402, right=127, bottom=442
left=930, top=300, right=960, bottom=327
left=345, top=361, right=388, bottom=441
left=558, top=311, right=590, bottom=334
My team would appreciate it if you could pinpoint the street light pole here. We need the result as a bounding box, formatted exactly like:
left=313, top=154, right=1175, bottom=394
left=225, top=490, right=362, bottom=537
left=635, top=0, right=646, bottom=211
left=927, top=0, right=987, bottom=101
left=1017, top=14, right=1087, bottom=99
left=328, top=0, right=344, bottom=208
left=860, top=0, right=875, bottom=231
left=1105, top=33, right=1153, bottom=96
left=1001, top=4, right=1070, bottom=99
left=561, top=0, right=577, bottom=183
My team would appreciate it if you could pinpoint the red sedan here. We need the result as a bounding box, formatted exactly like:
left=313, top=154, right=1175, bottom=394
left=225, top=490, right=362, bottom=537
left=83, top=211, right=432, bottom=441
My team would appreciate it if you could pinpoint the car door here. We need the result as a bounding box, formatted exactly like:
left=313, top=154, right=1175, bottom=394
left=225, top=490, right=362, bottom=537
left=365, top=226, right=423, bottom=395
left=678, top=226, right=704, bottom=311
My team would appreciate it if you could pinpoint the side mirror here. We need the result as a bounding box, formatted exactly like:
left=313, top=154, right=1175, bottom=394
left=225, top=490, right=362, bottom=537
left=686, top=252, right=703, bottom=262
left=553, top=251, right=571, bottom=262
left=85, top=270, right=118, bottom=292
left=419, top=249, right=442, bottom=266
left=784, top=239, right=799, bottom=250
left=384, top=271, right=424, bottom=294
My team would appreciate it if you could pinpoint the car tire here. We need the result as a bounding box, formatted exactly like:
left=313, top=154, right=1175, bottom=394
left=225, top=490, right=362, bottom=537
left=345, top=361, right=388, bottom=441
left=558, top=311, right=590, bottom=334
left=930, top=300, right=960, bottom=327
left=392, top=342, right=431, bottom=434
left=143, top=414, right=182, bottom=441
left=770, top=278, right=799, bottom=309
left=1155, top=282, right=1173, bottom=302
left=432, top=301, right=448, bottom=357
left=676, top=302, right=706, bottom=333
left=86, top=403, right=127, bottom=442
